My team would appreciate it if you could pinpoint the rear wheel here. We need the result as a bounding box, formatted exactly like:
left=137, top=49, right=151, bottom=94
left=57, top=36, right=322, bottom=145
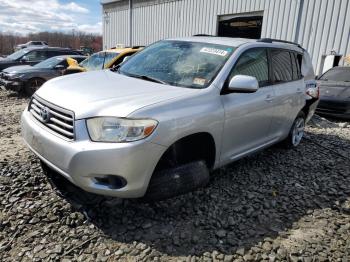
left=24, top=78, right=45, bottom=96
left=283, top=111, right=306, bottom=148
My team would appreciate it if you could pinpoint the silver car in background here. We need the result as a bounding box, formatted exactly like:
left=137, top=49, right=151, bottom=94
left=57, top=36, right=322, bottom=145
left=14, top=41, right=48, bottom=51
left=21, top=37, right=318, bottom=200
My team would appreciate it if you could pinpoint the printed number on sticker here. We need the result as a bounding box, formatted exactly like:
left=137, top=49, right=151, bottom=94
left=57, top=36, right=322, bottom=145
left=200, top=47, right=228, bottom=57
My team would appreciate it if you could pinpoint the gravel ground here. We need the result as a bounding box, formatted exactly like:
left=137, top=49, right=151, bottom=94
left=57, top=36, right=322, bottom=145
left=0, top=89, right=350, bottom=262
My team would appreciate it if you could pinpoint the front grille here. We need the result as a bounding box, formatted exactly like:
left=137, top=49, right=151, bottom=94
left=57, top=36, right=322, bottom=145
left=29, top=96, right=75, bottom=140
left=317, top=100, right=350, bottom=114
left=0, top=72, right=8, bottom=80
left=317, top=107, right=348, bottom=114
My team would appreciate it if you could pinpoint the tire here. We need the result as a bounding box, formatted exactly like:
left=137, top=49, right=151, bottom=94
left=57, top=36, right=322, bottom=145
left=283, top=111, right=306, bottom=148
left=144, top=160, right=210, bottom=201
left=24, top=78, right=45, bottom=96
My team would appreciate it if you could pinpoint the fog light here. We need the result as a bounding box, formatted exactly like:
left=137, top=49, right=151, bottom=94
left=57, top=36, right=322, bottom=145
left=94, top=175, right=127, bottom=189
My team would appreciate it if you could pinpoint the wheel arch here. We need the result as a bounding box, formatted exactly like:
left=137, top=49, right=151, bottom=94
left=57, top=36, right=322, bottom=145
left=154, top=132, right=217, bottom=172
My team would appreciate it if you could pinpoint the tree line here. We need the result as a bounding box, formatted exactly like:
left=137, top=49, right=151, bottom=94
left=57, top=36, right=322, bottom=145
left=0, top=31, right=102, bottom=56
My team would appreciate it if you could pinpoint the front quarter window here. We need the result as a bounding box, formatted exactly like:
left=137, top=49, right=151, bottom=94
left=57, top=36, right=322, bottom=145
left=119, top=40, right=235, bottom=88
left=229, top=48, right=269, bottom=86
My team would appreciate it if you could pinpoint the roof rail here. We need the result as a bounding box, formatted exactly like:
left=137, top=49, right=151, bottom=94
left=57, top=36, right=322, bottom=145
left=257, top=38, right=304, bottom=50
left=193, top=34, right=216, bottom=37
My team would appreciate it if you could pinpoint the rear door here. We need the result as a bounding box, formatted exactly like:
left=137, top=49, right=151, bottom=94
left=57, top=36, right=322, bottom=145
left=269, top=49, right=305, bottom=139
left=220, top=48, right=276, bottom=162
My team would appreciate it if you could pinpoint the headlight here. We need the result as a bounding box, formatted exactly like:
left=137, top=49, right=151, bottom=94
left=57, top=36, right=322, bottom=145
left=86, top=117, right=158, bottom=142
left=8, top=73, right=23, bottom=79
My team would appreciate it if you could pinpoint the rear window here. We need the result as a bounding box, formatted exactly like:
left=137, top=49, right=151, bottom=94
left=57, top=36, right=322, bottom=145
left=319, top=68, right=350, bottom=82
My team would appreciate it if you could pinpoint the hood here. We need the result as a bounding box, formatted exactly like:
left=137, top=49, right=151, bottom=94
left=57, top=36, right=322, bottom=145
left=36, top=70, right=199, bottom=119
left=3, top=65, right=33, bottom=74
left=0, top=58, right=14, bottom=64
left=317, top=80, right=350, bottom=100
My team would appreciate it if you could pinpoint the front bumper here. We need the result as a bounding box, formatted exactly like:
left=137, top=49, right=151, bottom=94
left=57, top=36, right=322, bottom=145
left=21, top=110, right=166, bottom=198
left=316, top=99, right=350, bottom=120
left=0, top=78, right=23, bottom=92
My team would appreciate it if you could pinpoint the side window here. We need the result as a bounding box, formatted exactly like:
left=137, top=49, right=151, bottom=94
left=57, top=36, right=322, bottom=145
left=229, top=48, right=269, bottom=87
left=47, top=51, right=61, bottom=58
left=26, top=51, right=47, bottom=61
left=271, top=50, right=293, bottom=82
left=58, top=60, right=69, bottom=68
left=61, top=51, right=76, bottom=56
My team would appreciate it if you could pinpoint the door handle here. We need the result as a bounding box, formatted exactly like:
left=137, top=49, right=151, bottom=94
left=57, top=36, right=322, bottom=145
left=296, top=88, right=303, bottom=93
left=265, top=94, right=274, bottom=102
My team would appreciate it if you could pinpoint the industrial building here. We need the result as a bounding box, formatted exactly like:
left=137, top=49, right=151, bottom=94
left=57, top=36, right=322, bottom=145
left=101, top=0, right=350, bottom=74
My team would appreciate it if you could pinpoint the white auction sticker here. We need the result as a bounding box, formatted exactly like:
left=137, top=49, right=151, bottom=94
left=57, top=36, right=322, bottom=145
left=193, top=77, right=206, bottom=86
left=200, top=47, right=229, bottom=57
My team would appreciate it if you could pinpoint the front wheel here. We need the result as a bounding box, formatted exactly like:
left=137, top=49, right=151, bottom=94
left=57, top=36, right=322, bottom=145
left=283, top=112, right=305, bottom=148
left=144, top=160, right=210, bottom=201
left=24, top=78, right=45, bottom=96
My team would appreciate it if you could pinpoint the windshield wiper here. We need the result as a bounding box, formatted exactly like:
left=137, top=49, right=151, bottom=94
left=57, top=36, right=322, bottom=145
left=110, top=64, right=121, bottom=72
left=112, top=68, right=167, bottom=85
left=126, top=73, right=167, bottom=84
left=136, top=75, right=167, bottom=84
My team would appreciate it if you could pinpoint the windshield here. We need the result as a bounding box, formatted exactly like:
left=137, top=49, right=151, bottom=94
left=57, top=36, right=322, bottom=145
left=320, top=67, right=350, bottom=82
left=7, top=49, right=29, bottom=60
left=34, top=57, right=63, bottom=68
left=119, top=40, right=235, bottom=88
left=80, top=52, right=118, bottom=71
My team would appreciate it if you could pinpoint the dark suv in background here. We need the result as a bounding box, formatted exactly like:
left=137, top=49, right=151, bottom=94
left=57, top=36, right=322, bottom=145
left=1, top=55, right=86, bottom=95
left=0, top=47, right=83, bottom=71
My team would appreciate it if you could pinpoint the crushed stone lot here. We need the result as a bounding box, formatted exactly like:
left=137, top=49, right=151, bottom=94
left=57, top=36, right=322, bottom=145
left=0, top=89, right=350, bottom=262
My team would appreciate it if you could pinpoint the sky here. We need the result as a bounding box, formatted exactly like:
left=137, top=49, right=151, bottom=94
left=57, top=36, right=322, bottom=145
left=0, top=0, right=102, bottom=35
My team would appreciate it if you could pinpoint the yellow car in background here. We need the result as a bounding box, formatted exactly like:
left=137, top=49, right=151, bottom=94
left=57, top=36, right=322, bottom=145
left=64, top=46, right=143, bottom=75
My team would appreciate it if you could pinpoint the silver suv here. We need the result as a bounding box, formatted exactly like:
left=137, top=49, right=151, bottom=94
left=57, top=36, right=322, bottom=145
left=21, top=37, right=318, bottom=200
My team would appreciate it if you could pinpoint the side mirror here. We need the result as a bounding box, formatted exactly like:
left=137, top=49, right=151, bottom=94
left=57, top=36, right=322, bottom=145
left=54, top=65, right=65, bottom=70
left=20, top=56, right=29, bottom=63
left=122, top=56, right=130, bottom=63
left=227, top=75, right=259, bottom=93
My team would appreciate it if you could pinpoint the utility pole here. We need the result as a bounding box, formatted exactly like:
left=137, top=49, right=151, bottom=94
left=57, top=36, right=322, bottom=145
left=129, top=0, right=133, bottom=47
left=294, top=0, right=304, bottom=44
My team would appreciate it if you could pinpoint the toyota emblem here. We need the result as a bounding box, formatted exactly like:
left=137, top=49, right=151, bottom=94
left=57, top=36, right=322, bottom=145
left=40, top=107, right=51, bottom=123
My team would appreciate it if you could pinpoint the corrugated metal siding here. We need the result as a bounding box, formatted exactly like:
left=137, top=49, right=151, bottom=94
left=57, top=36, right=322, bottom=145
left=103, top=0, right=350, bottom=72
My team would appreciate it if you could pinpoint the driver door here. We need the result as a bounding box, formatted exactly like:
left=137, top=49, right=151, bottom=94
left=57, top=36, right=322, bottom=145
left=220, top=48, right=276, bottom=163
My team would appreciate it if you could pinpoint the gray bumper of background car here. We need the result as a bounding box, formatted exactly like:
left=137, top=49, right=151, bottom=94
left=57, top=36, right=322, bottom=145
left=21, top=110, right=166, bottom=198
left=316, top=99, right=350, bottom=119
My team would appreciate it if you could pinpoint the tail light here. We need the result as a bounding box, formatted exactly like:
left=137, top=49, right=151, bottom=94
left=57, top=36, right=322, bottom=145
left=306, top=83, right=319, bottom=99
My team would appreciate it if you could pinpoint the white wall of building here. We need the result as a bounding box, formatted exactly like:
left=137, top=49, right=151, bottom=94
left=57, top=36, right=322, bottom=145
left=102, top=0, right=350, bottom=74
